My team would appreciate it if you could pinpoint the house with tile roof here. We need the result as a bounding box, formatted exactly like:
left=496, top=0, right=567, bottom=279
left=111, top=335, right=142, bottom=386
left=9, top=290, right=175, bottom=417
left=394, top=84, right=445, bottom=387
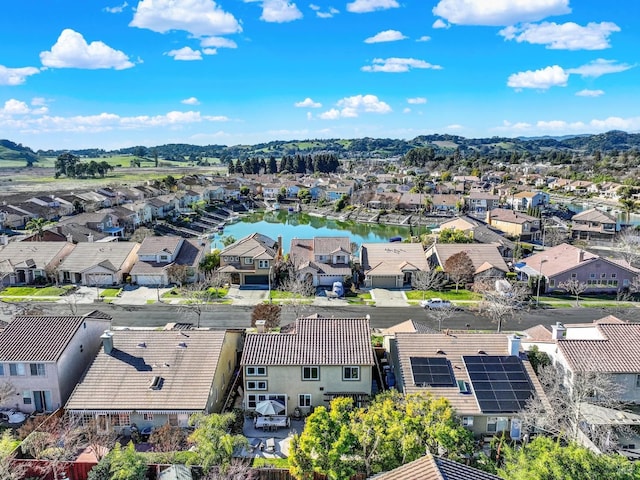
left=66, top=327, right=242, bottom=434
left=425, top=243, right=509, bottom=282
left=240, top=314, right=375, bottom=416
left=219, top=233, right=279, bottom=286
left=368, top=453, right=501, bottom=480
left=435, top=216, right=515, bottom=260
left=518, top=243, right=638, bottom=294
left=522, top=317, right=640, bottom=403
left=289, top=236, right=352, bottom=287
left=570, top=208, right=619, bottom=242
left=0, top=241, right=76, bottom=285
left=465, top=192, right=500, bottom=216
left=486, top=208, right=541, bottom=242
left=130, top=236, right=207, bottom=286
left=57, top=242, right=140, bottom=286
left=0, top=310, right=111, bottom=413
left=360, top=243, right=429, bottom=289
left=389, top=332, right=546, bottom=437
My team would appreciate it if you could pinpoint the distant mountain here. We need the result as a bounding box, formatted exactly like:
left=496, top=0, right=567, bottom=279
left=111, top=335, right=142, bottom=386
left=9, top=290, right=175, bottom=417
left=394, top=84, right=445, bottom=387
left=4, top=130, right=640, bottom=166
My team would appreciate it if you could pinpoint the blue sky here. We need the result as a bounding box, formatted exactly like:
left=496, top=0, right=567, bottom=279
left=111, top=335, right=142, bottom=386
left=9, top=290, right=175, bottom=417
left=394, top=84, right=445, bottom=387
left=0, top=0, right=638, bottom=150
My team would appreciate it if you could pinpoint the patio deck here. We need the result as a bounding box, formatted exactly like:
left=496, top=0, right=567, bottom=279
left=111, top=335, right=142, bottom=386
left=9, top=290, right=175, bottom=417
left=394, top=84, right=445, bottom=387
left=239, top=417, right=305, bottom=459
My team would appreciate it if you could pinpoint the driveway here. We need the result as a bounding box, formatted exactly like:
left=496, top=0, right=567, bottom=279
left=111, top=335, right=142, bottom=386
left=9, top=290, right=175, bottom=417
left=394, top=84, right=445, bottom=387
left=113, top=285, right=172, bottom=306
left=227, top=286, right=268, bottom=306
left=370, top=289, right=409, bottom=307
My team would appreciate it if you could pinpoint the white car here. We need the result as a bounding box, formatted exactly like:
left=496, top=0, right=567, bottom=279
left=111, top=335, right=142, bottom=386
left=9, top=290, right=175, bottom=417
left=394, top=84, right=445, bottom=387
left=420, top=298, right=454, bottom=310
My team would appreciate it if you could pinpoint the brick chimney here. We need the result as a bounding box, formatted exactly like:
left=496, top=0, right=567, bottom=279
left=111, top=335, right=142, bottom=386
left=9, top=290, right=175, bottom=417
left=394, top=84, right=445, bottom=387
left=551, top=322, right=566, bottom=340
left=256, top=320, right=266, bottom=334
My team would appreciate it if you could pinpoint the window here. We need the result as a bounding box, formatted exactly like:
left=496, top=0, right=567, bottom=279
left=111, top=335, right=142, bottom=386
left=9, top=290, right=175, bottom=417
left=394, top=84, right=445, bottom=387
left=611, top=273, right=617, bottom=279
left=299, top=394, right=312, bottom=407
left=244, top=257, right=253, bottom=265
left=302, top=366, right=320, bottom=381
left=168, top=414, right=179, bottom=426
left=110, top=413, right=130, bottom=427
left=601, top=273, right=607, bottom=279
left=636, top=374, right=640, bottom=388
left=142, top=413, right=154, bottom=421
left=343, top=366, right=360, bottom=381
left=248, top=395, right=258, bottom=409
left=589, top=273, right=596, bottom=279
left=30, top=363, right=45, bottom=376
left=258, top=260, right=269, bottom=269
left=246, top=366, right=266, bottom=376
left=9, top=364, right=25, bottom=376
left=22, top=391, right=31, bottom=405
left=624, top=279, right=630, bottom=287
left=462, top=416, right=474, bottom=427
left=571, top=273, right=577, bottom=279
left=247, top=380, right=267, bottom=390
left=549, top=279, right=555, bottom=287
left=487, top=417, right=497, bottom=432
left=0, top=365, right=4, bottom=376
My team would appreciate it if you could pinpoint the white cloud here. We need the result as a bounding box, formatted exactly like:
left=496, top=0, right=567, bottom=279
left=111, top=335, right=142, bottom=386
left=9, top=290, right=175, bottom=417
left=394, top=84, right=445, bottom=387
left=432, top=0, right=571, bottom=26
left=40, top=29, right=134, bottom=70
left=361, top=57, right=443, bottom=73
left=202, top=48, right=218, bottom=55
left=499, top=22, right=620, bottom=50
left=130, top=0, right=241, bottom=36
left=295, top=98, right=322, bottom=108
left=319, top=94, right=391, bottom=119
left=496, top=116, right=640, bottom=136
left=104, top=1, right=128, bottom=13
left=403, top=107, right=411, bottom=114
left=576, top=89, right=604, bottom=97
left=364, top=30, right=407, bottom=44
left=247, top=0, right=303, bottom=23
left=1, top=99, right=30, bottom=115
left=432, top=19, right=449, bottom=29
left=306, top=112, right=313, bottom=120
left=567, top=58, right=633, bottom=78
left=182, top=97, right=201, bottom=105
left=507, top=65, right=568, bottom=89
left=0, top=65, right=40, bottom=86
left=445, top=124, right=463, bottom=130
left=165, top=47, right=203, bottom=61
left=200, top=37, right=238, bottom=49
left=407, top=97, right=427, bottom=104
left=346, top=0, right=399, bottom=14
left=417, top=35, right=431, bottom=42
left=310, top=4, right=339, bottom=17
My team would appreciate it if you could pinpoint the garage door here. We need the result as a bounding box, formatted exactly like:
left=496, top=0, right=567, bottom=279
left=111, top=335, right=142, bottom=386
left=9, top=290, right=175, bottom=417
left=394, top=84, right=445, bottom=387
left=318, top=275, right=343, bottom=287
left=371, top=276, right=398, bottom=288
left=85, top=273, right=114, bottom=286
left=135, top=274, right=165, bottom=286
left=244, top=275, right=268, bottom=285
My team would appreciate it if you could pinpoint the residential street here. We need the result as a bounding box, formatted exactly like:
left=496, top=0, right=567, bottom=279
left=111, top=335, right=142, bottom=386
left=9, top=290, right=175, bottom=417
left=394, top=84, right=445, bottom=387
left=29, top=302, right=640, bottom=332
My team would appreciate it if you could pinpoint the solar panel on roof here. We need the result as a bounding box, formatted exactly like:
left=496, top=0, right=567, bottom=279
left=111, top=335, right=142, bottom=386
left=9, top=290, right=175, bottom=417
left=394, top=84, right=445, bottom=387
left=410, top=357, right=456, bottom=387
left=463, top=355, right=535, bottom=414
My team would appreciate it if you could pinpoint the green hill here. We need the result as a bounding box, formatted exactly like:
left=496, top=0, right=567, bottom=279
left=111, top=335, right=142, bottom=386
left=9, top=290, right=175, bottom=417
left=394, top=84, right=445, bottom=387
left=0, top=140, right=40, bottom=166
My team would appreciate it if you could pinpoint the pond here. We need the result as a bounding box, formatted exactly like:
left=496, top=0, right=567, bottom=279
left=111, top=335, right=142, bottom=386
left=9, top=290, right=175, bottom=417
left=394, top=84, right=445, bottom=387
left=210, top=210, right=431, bottom=253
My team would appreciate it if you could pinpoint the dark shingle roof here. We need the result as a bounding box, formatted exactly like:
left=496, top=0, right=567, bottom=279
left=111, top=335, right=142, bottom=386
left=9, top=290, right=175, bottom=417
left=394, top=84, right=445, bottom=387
left=0, top=311, right=111, bottom=362
left=241, top=315, right=374, bottom=366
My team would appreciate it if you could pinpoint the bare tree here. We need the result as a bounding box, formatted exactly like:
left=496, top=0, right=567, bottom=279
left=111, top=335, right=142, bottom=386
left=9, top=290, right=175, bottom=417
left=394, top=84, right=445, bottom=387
left=411, top=270, right=446, bottom=300
left=425, top=303, right=457, bottom=332
left=480, top=284, right=529, bottom=333
left=542, top=224, right=569, bottom=247
left=250, top=303, right=281, bottom=330
left=62, top=290, right=80, bottom=315
left=149, top=424, right=188, bottom=457
left=206, top=459, right=257, bottom=480
left=444, top=251, right=475, bottom=292
left=79, top=418, right=118, bottom=462
left=520, top=364, right=627, bottom=452
left=277, top=263, right=316, bottom=320
left=559, top=278, right=588, bottom=306
left=616, top=228, right=640, bottom=267
left=167, top=264, right=189, bottom=287
left=0, top=381, right=15, bottom=407
left=178, top=281, right=216, bottom=328
left=130, top=227, right=156, bottom=243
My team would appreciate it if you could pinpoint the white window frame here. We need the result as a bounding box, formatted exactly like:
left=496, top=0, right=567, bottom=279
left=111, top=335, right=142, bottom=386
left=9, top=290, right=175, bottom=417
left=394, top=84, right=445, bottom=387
left=9, top=363, right=25, bottom=376
left=244, top=257, right=253, bottom=265
left=343, top=366, right=360, bottom=381
left=30, top=363, right=46, bottom=376
left=636, top=374, right=640, bottom=389
left=246, top=366, right=267, bottom=376
left=302, top=366, right=320, bottom=381
left=462, top=416, right=474, bottom=427
left=258, top=260, right=269, bottom=269
left=0, top=365, right=4, bottom=376
left=142, top=412, right=154, bottom=421
left=247, top=380, right=267, bottom=391
left=299, top=394, right=312, bottom=408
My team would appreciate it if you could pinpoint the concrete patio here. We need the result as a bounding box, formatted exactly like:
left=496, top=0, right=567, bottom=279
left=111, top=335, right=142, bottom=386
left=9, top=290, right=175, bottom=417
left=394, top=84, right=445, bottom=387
left=239, top=417, right=305, bottom=459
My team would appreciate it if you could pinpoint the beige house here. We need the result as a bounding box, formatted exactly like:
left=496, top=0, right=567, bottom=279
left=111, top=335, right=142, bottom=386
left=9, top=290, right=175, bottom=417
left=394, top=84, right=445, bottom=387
left=360, top=243, right=429, bottom=288
left=240, top=315, right=375, bottom=416
left=570, top=208, right=619, bottom=242
left=0, top=241, right=76, bottom=285
left=425, top=243, right=509, bottom=281
left=390, top=332, right=546, bottom=437
left=0, top=311, right=111, bottom=413
left=58, top=242, right=140, bottom=285
left=289, top=236, right=352, bottom=287
left=486, top=208, right=541, bottom=241
left=219, top=233, right=279, bottom=286
left=66, top=328, right=242, bottom=433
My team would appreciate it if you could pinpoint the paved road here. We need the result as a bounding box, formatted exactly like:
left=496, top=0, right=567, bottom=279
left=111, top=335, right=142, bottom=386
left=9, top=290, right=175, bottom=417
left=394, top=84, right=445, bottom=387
left=35, top=302, right=640, bottom=331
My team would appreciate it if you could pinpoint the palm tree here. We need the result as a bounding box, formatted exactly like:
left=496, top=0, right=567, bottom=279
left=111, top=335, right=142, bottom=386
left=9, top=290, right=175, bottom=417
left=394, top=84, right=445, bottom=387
left=619, top=197, right=638, bottom=225
left=26, top=217, right=50, bottom=241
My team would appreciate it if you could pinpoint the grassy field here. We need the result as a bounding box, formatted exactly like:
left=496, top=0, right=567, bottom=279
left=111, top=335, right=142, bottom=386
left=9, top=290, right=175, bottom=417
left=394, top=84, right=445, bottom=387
left=0, top=285, right=74, bottom=296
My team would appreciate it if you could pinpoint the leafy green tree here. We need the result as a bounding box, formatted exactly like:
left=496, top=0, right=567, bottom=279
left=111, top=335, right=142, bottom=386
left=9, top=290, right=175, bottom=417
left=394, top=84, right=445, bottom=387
left=188, top=412, right=247, bottom=474
left=221, top=235, right=236, bottom=247
left=438, top=229, right=474, bottom=244
left=290, top=392, right=472, bottom=479
left=109, top=442, right=147, bottom=480
left=200, top=251, right=221, bottom=273
left=26, top=217, right=51, bottom=241
left=498, top=436, right=638, bottom=480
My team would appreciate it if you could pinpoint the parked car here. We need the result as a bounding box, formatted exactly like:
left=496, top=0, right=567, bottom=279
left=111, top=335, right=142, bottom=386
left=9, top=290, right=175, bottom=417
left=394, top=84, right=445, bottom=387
left=420, top=298, right=454, bottom=310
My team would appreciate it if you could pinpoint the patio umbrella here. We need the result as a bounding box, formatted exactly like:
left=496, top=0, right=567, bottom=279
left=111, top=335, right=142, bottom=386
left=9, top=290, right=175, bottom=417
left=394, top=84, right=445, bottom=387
left=255, top=399, right=285, bottom=416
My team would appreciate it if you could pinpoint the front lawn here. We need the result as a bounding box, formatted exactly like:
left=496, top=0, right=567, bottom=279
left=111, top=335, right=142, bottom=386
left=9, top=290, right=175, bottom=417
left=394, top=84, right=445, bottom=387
left=405, top=289, right=482, bottom=301
left=0, top=285, right=74, bottom=297
left=99, top=288, right=121, bottom=297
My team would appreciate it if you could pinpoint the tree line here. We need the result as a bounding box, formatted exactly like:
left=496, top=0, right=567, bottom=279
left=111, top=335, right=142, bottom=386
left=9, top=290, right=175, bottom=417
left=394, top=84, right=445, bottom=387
left=54, top=153, right=114, bottom=179
left=227, top=153, right=340, bottom=175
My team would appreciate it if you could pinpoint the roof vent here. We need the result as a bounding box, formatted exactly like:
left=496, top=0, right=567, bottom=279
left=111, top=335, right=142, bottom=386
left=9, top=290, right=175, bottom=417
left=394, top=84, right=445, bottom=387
left=477, top=350, right=487, bottom=355
left=177, top=342, right=187, bottom=349
left=149, top=376, right=163, bottom=390
left=436, top=349, right=445, bottom=355
left=137, top=342, right=146, bottom=348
